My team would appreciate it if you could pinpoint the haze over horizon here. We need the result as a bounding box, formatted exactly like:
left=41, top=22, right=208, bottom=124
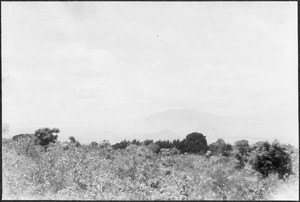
left=2, top=2, right=298, bottom=146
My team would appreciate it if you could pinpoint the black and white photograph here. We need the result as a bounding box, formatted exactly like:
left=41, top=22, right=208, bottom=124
left=1, top=1, right=298, bottom=200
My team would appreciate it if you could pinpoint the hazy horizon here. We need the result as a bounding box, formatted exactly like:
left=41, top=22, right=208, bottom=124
left=2, top=2, right=298, bottom=146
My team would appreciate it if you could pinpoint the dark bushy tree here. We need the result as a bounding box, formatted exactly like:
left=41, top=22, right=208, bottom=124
left=223, top=143, right=233, bottom=157
left=181, top=132, right=208, bottom=154
left=143, top=139, right=154, bottom=146
left=112, top=140, right=130, bottom=150
left=156, top=140, right=173, bottom=150
left=172, top=139, right=181, bottom=148
left=250, top=140, right=293, bottom=179
left=131, top=139, right=141, bottom=146
left=34, top=128, right=59, bottom=147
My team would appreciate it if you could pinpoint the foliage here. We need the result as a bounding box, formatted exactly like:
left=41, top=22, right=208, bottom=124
left=180, top=132, right=208, bottom=154
left=112, top=140, right=130, bottom=150
left=209, top=138, right=232, bottom=157
left=69, top=136, right=81, bottom=147
left=131, top=139, right=141, bottom=146
left=12, top=134, right=35, bottom=141
left=146, top=143, right=160, bottom=154
left=249, top=140, right=293, bottom=179
left=234, top=139, right=251, bottom=156
left=232, top=139, right=251, bottom=168
left=99, top=140, right=111, bottom=149
left=155, top=140, right=173, bottom=150
left=89, top=141, right=98, bottom=149
left=160, top=148, right=180, bottom=156
left=111, top=132, right=210, bottom=155
left=3, top=130, right=298, bottom=200
left=34, top=128, right=59, bottom=147
left=143, top=139, right=154, bottom=146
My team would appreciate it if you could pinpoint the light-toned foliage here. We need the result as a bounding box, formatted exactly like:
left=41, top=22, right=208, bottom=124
left=2, top=138, right=298, bottom=200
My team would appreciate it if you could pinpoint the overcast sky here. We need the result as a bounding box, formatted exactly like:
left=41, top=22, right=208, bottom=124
left=2, top=2, right=297, bottom=141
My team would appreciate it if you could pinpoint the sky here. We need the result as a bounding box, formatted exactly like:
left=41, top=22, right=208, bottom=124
left=2, top=2, right=298, bottom=143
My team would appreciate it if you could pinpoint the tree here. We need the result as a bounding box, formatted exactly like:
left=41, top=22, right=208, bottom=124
left=250, top=140, right=293, bottom=179
left=69, top=136, right=81, bottom=147
left=234, top=140, right=250, bottom=156
left=209, top=138, right=232, bottom=156
left=143, top=139, right=154, bottom=146
left=34, top=128, right=59, bottom=147
left=181, top=132, right=208, bottom=154
left=131, top=139, right=141, bottom=146
left=233, top=140, right=251, bottom=168
left=156, top=140, right=173, bottom=150
left=90, top=141, right=98, bottom=148
left=223, top=143, right=233, bottom=157
left=112, top=140, right=130, bottom=150
left=172, top=139, right=181, bottom=148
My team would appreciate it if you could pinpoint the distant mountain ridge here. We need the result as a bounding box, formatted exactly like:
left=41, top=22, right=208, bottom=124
left=7, top=109, right=297, bottom=146
left=121, top=109, right=298, bottom=145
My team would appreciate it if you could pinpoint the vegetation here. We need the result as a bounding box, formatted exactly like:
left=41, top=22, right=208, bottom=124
left=250, top=141, right=293, bottom=179
left=12, top=128, right=59, bottom=147
left=34, top=128, right=59, bottom=147
left=2, top=128, right=299, bottom=200
left=209, top=138, right=232, bottom=157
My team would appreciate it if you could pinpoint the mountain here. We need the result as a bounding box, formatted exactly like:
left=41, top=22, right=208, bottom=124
left=123, top=109, right=298, bottom=146
left=7, top=109, right=297, bottom=146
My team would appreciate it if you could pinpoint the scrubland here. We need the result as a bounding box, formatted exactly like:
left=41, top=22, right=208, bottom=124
left=2, top=137, right=299, bottom=200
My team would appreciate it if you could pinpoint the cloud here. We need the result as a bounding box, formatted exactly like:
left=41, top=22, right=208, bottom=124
left=2, top=2, right=297, bottom=135
left=53, top=43, right=119, bottom=77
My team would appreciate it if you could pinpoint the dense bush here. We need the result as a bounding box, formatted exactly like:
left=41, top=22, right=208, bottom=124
left=143, top=139, right=154, bottom=146
left=112, top=140, right=131, bottom=150
left=2, top=130, right=298, bottom=200
left=209, top=138, right=232, bottom=157
left=69, top=136, right=81, bottom=147
left=156, top=140, right=174, bottom=149
left=180, top=132, right=208, bottom=154
left=111, top=132, right=210, bottom=155
left=234, top=140, right=251, bottom=156
left=249, top=141, right=293, bottom=179
left=146, top=143, right=160, bottom=154
left=34, top=128, right=59, bottom=147
left=232, top=140, right=251, bottom=168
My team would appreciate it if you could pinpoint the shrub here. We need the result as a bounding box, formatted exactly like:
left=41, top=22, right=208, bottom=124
left=232, top=140, right=251, bottom=168
left=3, top=135, right=298, bottom=200
left=209, top=138, right=232, bottom=156
left=250, top=141, right=293, bottom=179
left=112, top=140, right=130, bottom=150
left=69, top=136, right=81, bottom=147
left=12, top=134, right=35, bottom=141
left=146, top=143, right=160, bottom=154
left=34, top=128, right=59, bottom=147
